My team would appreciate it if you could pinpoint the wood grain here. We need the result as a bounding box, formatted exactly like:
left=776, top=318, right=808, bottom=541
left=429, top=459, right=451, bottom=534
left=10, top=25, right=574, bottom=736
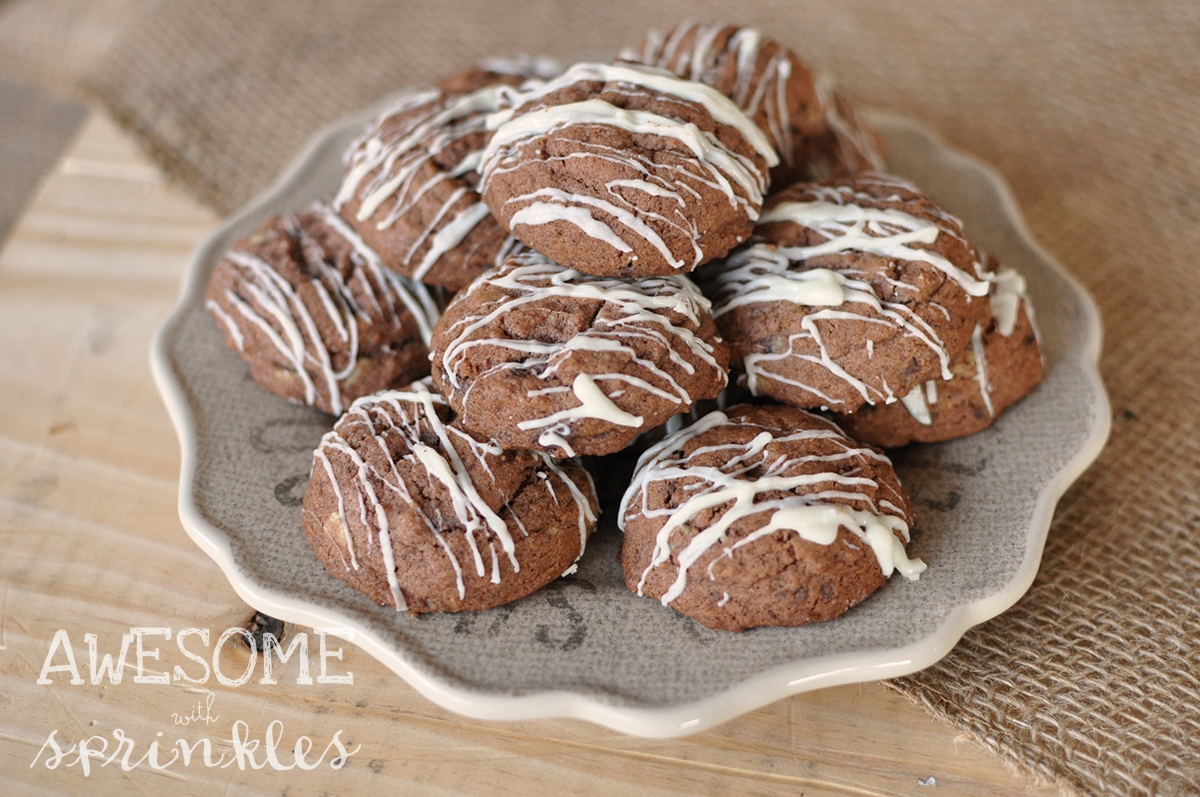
left=0, top=111, right=1058, bottom=796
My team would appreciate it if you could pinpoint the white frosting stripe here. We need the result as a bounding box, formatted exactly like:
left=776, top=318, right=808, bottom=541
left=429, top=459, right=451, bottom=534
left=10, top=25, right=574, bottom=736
left=900, top=387, right=933, bottom=425
left=485, top=99, right=768, bottom=208
left=989, top=267, right=1027, bottom=337
left=509, top=198, right=635, bottom=254
left=813, top=78, right=887, bottom=175
left=517, top=374, right=645, bottom=435
left=970, top=323, right=995, bottom=417
left=206, top=299, right=245, bottom=351
left=411, top=196, right=492, bottom=281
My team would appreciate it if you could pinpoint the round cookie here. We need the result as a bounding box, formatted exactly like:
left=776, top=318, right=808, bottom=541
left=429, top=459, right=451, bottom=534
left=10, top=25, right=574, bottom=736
left=303, top=379, right=599, bottom=614
left=698, top=173, right=993, bottom=414
left=205, top=204, right=441, bottom=415
left=840, top=265, right=1044, bottom=447
left=622, top=21, right=827, bottom=185
left=334, top=66, right=540, bottom=291
left=479, top=61, right=777, bottom=278
left=619, top=404, right=925, bottom=631
left=430, top=251, right=730, bottom=458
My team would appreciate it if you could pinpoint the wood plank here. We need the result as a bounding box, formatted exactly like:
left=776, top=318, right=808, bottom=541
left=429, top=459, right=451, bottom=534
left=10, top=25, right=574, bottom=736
left=0, top=111, right=1058, bottom=796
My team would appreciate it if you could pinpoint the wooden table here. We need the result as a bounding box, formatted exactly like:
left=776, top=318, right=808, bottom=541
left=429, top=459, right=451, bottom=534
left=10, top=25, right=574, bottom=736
left=0, top=110, right=1058, bottom=796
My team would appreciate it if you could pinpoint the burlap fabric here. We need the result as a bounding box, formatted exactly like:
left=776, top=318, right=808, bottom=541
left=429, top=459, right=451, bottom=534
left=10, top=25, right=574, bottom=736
left=0, top=78, right=86, bottom=247
left=0, top=0, right=147, bottom=93
left=67, top=2, right=1200, bottom=794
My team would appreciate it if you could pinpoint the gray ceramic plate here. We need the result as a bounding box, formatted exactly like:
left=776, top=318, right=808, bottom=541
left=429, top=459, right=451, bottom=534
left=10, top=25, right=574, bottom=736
left=152, top=106, right=1109, bottom=738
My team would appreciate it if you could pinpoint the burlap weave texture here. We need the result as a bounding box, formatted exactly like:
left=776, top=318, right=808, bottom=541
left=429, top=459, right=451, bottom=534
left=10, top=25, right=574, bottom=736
left=0, top=78, right=86, bottom=247
left=82, top=2, right=1200, bottom=795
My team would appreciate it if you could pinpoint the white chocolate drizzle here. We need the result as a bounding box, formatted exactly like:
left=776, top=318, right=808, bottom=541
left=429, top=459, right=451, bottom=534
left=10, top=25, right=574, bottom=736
left=899, top=378, right=941, bottom=426
left=438, top=252, right=727, bottom=454
left=517, top=373, right=645, bottom=433
left=487, top=62, right=777, bottom=164
left=899, top=388, right=933, bottom=425
left=480, top=62, right=774, bottom=272
left=969, top=323, right=995, bottom=417
left=702, top=175, right=990, bottom=408
left=757, top=187, right=990, bottom=297
left=707, top=247, right=955, bottom=407
left=206, top=206, right=441, bottom=414
left=312, top=380, right=596, bottom=610
left=811, top=76, right=888, bottom=176
left=896, top=265, right=1039, bottom=424
left=627, top=22, right=816, bottom=171
left=335, top=84, right=518, bottom=280
left=989, top=267, right=1027, bottom=337
left=313, top=205, right=442, bottom=346
left=508, top=188, right=639, bottom=255
left=619, top=409, right=925, bottom=606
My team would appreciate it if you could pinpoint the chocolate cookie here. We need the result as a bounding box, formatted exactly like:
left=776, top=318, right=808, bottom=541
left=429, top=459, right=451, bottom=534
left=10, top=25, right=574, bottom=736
left=619, top=404, right=924, bottom=631
left=479, top=61, right=777, bottom=278
left=303, top=379, right=599, bottom=613
left=841, top=264, right=1044, bottom=447
left=698, top=174, right=992, bottom=413
left=439, top=55, right=561, bottom=95
left=205, top=204, right=441, bottom=415
left=622, top=21, right=827, bottom=185
left=803, top=85, right=887, bottom=179
left=334, top=66, right=538, bottom=291
left=430, top=251, right=730, bottom=458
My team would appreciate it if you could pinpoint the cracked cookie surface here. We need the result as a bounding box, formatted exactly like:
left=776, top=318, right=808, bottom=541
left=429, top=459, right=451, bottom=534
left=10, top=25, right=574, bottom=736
left=303, top=379, right=598, bottom=613
left=430, top=252, right=730, bottom=458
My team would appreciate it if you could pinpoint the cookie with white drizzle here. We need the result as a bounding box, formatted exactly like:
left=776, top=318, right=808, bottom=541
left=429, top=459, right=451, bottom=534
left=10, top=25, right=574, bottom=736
left=803, top=83, right=887, bottom=180
left=205, top=204, right=442, bottom=415
left=429, top=251, right=730, bottom=458
left=841, top=260, right=1044, bottom=447
left=334, top=64, right=546, bottom=291
left=619, top=404, right=924, bottom=631
left=621, top=21, right=830, bottom=185
left=479, top=61, right=777, bottom=279
left=302, top=379, right=598, bottom=613
left=698, top=173, right=992, bottom=413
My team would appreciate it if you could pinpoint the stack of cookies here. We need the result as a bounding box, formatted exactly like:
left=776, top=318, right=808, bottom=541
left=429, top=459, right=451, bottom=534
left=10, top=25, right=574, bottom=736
left=205, top=22, right=1043, bottom=631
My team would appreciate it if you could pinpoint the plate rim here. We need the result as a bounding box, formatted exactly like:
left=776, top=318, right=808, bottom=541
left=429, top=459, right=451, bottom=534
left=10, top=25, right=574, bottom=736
left=150, top=108, right=1111, bottom=738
